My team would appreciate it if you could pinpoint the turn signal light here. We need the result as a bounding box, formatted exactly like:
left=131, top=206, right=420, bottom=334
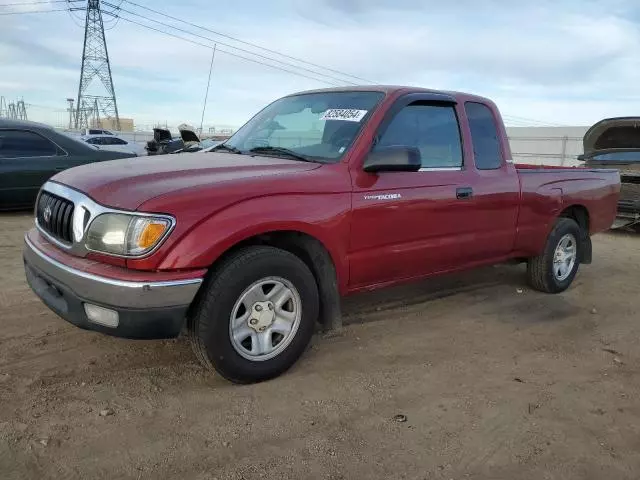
left=137, top=222, right=168, bottom=250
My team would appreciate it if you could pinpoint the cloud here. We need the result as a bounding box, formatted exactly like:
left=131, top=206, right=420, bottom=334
left=1, top=0, right=640, bottom=128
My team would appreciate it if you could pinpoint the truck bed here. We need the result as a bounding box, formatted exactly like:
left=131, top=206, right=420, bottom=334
left=513, top=163, right=620, bottom=256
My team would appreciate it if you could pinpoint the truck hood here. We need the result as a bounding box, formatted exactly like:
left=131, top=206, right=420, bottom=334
left=583, top=117, right=640, bottom=156
left=51, top=152, right=321, bottom=210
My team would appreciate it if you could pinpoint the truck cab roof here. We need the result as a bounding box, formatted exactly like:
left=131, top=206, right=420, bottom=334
left=287, top=85, right=495, bottom=105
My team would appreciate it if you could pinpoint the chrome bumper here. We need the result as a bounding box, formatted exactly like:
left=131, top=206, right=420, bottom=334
left=23, top=234, right=202, bottom=309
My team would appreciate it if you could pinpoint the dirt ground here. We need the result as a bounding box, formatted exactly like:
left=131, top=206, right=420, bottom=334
left=1, top=212, right=640, bottom=480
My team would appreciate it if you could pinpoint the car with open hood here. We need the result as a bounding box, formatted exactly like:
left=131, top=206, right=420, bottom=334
left=145, top=125, right=200, bottom=155
left=579, top=117, right=640, bottom=228
left=170, top=138, right=223, bottom=154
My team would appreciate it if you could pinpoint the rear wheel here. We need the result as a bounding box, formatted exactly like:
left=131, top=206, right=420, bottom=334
left=527, top=217, right=582, bottom=293
left=188, top=246, right=319, bottom=384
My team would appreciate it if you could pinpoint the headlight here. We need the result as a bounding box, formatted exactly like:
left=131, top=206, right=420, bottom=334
left=85, top=213, right=173, bottom=256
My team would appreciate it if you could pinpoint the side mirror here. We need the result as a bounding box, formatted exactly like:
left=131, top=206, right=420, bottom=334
left=577, top=154, right=585, bottom=162
left=363, top=146, right=422, bottom=173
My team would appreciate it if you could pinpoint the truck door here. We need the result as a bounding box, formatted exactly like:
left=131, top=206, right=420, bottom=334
left=349, top=97, right=483, bottom=288
left=461, top=101, right=519, bottom=261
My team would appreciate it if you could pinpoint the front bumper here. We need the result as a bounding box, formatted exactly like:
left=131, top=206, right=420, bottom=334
left=23, top=234, right=204, bottom=339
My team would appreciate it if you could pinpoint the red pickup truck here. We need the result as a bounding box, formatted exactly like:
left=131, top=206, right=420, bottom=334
left=23, top=86, right=620, bottom=383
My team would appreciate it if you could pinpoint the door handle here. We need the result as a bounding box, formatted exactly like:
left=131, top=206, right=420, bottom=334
left=456, top=187, right=473, bottom=199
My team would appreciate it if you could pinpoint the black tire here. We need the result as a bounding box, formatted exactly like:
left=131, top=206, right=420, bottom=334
left=527, top=217, right=582, bottom=293
left=187, top=246, right=319, bottom=384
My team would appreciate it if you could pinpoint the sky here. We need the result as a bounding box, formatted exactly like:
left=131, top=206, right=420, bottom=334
left=1, top=0, right=640, bottom=130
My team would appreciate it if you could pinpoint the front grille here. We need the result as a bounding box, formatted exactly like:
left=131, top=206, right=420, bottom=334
left=36, top=191, right=75, bottom=244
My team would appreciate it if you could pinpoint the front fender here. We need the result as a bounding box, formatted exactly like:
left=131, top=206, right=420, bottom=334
left=155, top=193, right=351, bottom=291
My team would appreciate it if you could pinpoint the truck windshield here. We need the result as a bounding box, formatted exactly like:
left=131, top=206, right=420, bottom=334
left=222, top=91, right=384, bottom=163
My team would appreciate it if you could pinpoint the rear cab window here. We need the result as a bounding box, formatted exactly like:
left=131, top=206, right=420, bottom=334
left=376, top=102, right=463, bottom=169
left=464, top=102, right=503, bottom=170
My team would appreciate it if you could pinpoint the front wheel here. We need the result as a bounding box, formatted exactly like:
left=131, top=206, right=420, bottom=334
left=188, top=246, right=319, bottom=384
left=527, top=217, right=582, bottom=293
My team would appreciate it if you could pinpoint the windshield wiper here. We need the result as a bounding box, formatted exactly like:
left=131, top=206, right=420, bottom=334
left=210, top=143, right=242, bottom=154
left=248, top=146, right=315, bottom=162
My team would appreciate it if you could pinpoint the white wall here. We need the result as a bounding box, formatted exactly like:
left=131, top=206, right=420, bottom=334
left=507, top=126, right=589, bottom=167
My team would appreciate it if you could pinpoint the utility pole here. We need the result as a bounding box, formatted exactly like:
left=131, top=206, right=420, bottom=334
left=75, top=0, right=120, bottom=131
left=199, top=44, right=217, bottom=136
left=66, top=98, right=75, bottom=129
left=0, top=97, right=6, bottom=118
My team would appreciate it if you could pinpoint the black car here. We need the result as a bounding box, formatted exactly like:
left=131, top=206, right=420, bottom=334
left=0, top=119, right=135, bottom=210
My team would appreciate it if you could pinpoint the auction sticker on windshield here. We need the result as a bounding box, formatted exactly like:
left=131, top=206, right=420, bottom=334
left=320, top=109, right=368, bottom=122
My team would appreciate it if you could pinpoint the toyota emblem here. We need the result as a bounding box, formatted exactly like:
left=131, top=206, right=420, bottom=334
left=43, top=205, right=52, bottom=223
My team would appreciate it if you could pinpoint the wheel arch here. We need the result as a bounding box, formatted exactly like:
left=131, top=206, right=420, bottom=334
left=191, top=229, right=343, bottom=331
left=559, top=204, right=592, bottom=264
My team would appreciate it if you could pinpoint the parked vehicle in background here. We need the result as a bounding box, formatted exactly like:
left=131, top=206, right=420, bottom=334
left=145, top=126, right=200, bottom=155
left=82, top=134, right=147, bottom=156
left=579, top=117, right=640, bottom=230
left=0, top=119, right=135, bottom=210
left=171, top=138, right=223, bottom=154
left=23, top=86, right=620, bottom=384
left=80, top=128, right=114, bottom=136
left=145, top=127, right=179, bottom=155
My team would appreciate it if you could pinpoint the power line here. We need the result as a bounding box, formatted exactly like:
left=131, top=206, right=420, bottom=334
left=113, top=13, right=342, bottom=87
left=103, top=0, right=124, bottom=31
left=0, top=7, right=70, bottom=14
left=0, top=0, right=74, bottom=5
left=102, top=1, right=358, bottom=86
left=504, top=118, right=558, bottom=127
left=502, top=114, right=566, bottom=127
left=103, top=11, right=343, bottom=87
left=25, top=102, right=67, bottom=112
left=121, top=0, right=375, bottom=85
left=102, top=0, right=123, bottom=29
left=64, top=0, right=85, bottom=26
